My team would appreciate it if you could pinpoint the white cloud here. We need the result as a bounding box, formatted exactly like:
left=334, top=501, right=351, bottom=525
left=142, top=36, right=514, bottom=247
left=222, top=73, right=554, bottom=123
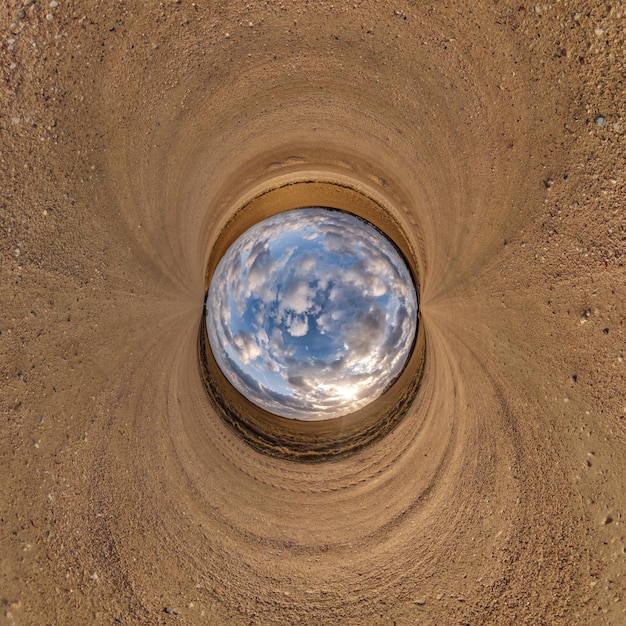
left=294, top=253, right=316, bottom=277
left=287, top=316, right=309, bottom=338
left=233, top=331, right=263, bottom=364
left=280, top=279, right=312, bottom=315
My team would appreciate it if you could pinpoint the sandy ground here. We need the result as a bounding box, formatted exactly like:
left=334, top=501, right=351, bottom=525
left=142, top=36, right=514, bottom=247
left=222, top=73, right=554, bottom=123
left=1, top=1, right=625, bottom=624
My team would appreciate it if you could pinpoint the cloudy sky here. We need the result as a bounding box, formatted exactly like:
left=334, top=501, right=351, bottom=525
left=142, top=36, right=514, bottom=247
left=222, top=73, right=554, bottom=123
left=206, top=208, right=418, bottom=420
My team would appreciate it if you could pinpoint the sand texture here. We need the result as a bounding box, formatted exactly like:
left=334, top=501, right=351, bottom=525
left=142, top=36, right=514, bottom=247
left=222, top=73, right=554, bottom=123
left=1, top=1, right=625, bottom=624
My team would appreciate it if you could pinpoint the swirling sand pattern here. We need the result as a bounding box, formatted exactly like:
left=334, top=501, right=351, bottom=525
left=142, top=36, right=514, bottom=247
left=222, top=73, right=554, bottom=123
left=1, top=2, right=625, bottom=625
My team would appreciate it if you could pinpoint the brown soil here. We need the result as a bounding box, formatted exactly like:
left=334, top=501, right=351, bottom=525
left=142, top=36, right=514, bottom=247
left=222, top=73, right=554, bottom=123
left=1, top=1, right=625, bottom=624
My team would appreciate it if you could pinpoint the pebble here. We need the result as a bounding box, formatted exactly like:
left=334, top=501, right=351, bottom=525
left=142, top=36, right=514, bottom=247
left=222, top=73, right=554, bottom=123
left=414, top=598, right=427, bottom=605
left=46, top=13, right=55, bottom=20
left=163, top=607, right=179, bottom=615
left=594, top=115, right=606, bottom=128
left=49, top=0, right=59, bottom=7
left=17, top=10, right=26, bottom=19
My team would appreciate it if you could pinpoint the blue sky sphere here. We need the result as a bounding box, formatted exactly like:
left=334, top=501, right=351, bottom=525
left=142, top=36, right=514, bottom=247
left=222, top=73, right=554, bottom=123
left=206, top=208, right=418, bottom=420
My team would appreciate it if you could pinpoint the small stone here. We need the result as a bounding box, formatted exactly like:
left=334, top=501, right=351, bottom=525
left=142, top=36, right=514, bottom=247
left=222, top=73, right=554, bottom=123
left=163, top=607, right=179, bottom=615
left=604, top=515, right=613, bottom=525
left=46, top=12, right=54, bottom=20
left=49, top=0, right=59, bottom=6
left=594, top=115, right=606, bottom=128
left=23, top=0, right=35, bottom=7
left=89, top=572, right=98, bottom=581
left=17, top=10, right=26, bottom=18
left=224, top=32, right=230, bottom=39
left=414, top=598, right=427, bottom=605
left=543, top=178, right=554, bottom=188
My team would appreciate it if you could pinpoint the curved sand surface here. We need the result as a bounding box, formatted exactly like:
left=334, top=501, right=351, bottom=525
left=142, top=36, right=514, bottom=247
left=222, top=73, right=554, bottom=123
left=1, top=2, right=625, bottom=624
